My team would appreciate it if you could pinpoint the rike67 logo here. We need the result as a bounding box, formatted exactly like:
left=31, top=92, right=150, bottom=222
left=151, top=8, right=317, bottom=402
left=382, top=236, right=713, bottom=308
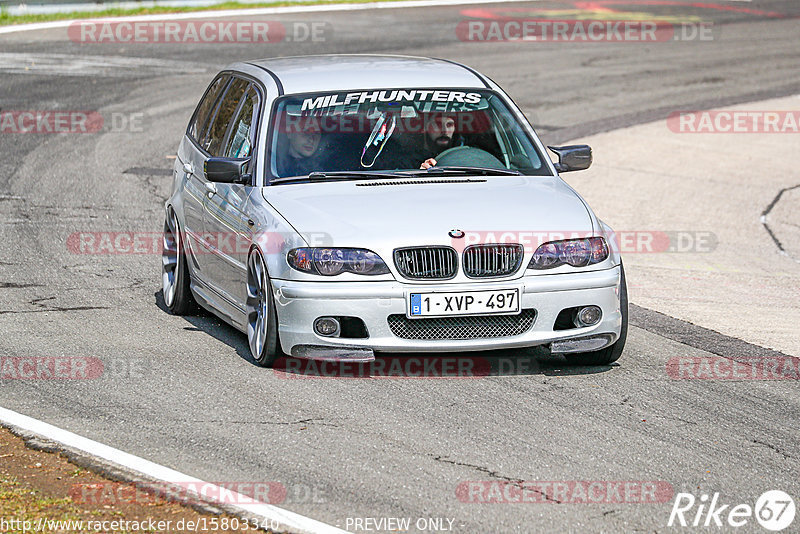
left=668, top=490, right=795, bottom=531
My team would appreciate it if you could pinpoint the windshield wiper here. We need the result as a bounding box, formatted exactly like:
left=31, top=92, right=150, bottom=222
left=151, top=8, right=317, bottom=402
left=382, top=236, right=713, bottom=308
left=425, top=166, right=522, bottom=176
left=269, top=167, right=520, bottom=185
left=270, top=170, right=406, bottom=185
left=395, top=166, right=522, bottom=177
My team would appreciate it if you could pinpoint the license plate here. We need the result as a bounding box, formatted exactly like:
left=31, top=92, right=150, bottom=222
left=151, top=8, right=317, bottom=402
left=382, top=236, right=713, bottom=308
left=407, top=288, right=520, bottom=318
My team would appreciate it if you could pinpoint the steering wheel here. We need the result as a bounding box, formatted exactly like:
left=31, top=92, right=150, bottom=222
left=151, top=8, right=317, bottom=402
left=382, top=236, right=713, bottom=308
left=433, top=146, right=506, bottom=170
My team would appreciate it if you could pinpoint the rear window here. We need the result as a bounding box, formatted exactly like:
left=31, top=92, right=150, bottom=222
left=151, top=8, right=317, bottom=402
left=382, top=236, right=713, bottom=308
left=187, top=75, right=229, bottom=143
left=202, top=78, right=250, bottom=157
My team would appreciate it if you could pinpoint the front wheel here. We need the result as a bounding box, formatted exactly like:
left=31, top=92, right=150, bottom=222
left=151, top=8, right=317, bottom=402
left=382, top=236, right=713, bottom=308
left=161, top=210, right=195, bottom=315
left=246, top=249, right=283, bottom=367
left=564, top=263, right=628, bottom=366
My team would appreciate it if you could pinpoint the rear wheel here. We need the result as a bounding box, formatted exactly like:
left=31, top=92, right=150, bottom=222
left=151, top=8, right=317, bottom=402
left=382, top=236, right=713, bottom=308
left=246, top=249, right=283, bottom=367
left=161, top=210, right=195, bottom=315
left=564, top=263, right=628, bottom=366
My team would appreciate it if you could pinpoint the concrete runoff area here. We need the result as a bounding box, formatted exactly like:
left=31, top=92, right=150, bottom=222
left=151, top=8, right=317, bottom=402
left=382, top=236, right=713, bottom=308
left=561, top=95, right=800, bottom=357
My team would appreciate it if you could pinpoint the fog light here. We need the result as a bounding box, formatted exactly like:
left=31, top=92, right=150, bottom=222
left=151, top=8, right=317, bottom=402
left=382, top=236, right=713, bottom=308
left=575, top=306, right=602, bottom=327
left=314, top=317, right=341, bottom=337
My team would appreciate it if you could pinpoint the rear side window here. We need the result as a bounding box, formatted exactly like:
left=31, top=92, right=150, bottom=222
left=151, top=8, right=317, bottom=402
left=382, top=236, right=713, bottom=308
left=203, top=78, right=249, bottom=157
left=188, top=74, right=229, bottom=143
left=222, top=84, right=260, bottom=159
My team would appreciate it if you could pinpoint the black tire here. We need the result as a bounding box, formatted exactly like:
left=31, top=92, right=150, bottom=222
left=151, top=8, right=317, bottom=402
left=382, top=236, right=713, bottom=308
left=246, top=249, right=284, bottom=367
left=564, top=263, right=628, bottom=366
left=161, top=211, right=196, bottom=315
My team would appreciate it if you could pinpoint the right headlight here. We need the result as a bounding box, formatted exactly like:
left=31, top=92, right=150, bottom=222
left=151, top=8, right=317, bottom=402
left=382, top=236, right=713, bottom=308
left=287, top=247, right=390, bottom=276
left=527, top=237, right=608, bottom=270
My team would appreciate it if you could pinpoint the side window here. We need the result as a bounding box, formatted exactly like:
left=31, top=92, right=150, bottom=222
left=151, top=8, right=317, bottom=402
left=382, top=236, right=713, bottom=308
left=188, top=75, right=229, bottom=143
left=222, top=84, right=260, bottom=159
left=203, top=78, right=249, bottom=157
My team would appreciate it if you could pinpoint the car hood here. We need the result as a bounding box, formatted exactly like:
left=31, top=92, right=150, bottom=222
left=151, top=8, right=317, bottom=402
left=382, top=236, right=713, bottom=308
left=261, top=176, right=594, bottom=251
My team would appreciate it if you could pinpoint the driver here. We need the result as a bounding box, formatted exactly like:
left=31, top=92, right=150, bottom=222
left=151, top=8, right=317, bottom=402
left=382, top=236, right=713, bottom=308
left=417, top=113, right=464, bottom=169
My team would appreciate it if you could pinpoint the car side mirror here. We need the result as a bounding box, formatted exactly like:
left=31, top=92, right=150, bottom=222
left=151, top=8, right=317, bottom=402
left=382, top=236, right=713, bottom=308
left=548, top=145, right=592, bottom=172
left=204, top=157, right=251, bottom=184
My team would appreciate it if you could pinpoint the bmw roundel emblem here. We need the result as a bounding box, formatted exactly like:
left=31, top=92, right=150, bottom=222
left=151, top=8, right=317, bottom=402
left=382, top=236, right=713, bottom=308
left=449, top=229, right=465, bottom=239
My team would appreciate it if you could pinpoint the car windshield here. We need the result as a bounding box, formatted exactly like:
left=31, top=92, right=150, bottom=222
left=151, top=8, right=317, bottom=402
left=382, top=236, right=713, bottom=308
left=267, top=89, right=551, bottom=181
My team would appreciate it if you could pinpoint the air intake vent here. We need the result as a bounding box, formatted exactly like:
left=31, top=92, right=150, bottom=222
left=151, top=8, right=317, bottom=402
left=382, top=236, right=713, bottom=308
left=388, top=309, right=536, bottom=340
left=356, top=179, right=487, bottom=187
left=394, top=247, right=458, bottom=280
left=463, top=244, right=524, bottom=278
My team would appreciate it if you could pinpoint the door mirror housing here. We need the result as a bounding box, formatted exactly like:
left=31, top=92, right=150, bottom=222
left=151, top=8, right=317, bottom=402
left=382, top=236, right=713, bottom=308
left=204, top=157, right=251, bottom=184
left=548, top=145, right=592, bottom=173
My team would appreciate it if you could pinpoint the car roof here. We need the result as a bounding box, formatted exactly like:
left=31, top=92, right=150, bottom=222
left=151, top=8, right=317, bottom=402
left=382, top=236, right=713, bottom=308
left=241, top=55, right=489, bottom=94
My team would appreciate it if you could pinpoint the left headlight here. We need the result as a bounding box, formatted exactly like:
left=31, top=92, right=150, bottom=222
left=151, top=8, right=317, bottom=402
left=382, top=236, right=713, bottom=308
left=527, top=237, right=608, bottom=270
left=287, top=248, right=390, bottom=276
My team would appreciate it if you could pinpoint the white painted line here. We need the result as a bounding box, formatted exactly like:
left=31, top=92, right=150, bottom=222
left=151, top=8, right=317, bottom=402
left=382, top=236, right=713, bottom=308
left=0, top=0, right=540, bottom=35
left=0, top=406, right=349, bottom=534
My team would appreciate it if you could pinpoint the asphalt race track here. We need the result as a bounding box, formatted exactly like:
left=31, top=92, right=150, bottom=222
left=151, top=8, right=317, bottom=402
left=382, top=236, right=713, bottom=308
left=1, top=1, right=799, bottom=532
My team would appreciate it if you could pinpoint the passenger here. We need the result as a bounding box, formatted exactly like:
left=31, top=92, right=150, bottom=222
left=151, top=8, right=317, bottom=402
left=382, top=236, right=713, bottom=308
left=277, top=117, right=323, bottom=177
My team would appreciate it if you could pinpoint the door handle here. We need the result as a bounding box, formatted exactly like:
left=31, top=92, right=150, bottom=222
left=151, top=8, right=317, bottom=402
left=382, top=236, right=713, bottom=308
left=183, top=162, right=194, bottom=175
left=205, top=182, right=217, bottom=197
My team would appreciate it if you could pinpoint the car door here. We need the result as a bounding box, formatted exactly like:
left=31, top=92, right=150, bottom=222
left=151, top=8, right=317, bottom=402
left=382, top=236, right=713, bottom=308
left=179, top=73, right=230, bottom=281
left=199, top=77, right=255, bottom=307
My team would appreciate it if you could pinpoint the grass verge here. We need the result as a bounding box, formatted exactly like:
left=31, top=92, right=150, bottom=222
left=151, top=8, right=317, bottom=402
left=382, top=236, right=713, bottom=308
left=0, top=425, right=275, bottom=533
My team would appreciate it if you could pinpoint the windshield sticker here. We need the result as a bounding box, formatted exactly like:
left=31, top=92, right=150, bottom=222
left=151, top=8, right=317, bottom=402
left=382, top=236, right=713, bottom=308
left=301, top=90, right=483, bottom=111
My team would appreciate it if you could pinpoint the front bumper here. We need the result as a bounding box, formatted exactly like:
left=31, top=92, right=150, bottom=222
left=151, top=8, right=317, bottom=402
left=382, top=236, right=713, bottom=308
left=271, top=266, right=622, bottom=355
